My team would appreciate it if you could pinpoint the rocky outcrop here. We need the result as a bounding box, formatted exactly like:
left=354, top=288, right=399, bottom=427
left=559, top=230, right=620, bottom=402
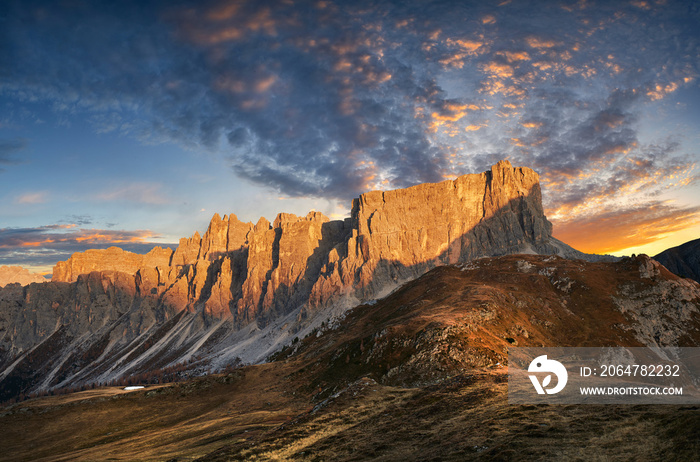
left=287, top=254, right=700, bottom=390
left=614, top=256, right=700, bottom=346
left=654, top=238, right=700, bottom=283
left=52, top=246, right=173, bottom=283
left=0, top=266, right=46, bottom=287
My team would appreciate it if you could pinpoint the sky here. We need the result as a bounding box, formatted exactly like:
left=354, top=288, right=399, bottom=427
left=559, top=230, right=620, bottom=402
left=1, top=0, right=699, bottom=275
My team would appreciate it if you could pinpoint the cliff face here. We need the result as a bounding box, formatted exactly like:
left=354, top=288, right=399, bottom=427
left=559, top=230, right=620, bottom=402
left=2, top=161, right=583, bottom=398
left=321, top=160, right=554, bottom=301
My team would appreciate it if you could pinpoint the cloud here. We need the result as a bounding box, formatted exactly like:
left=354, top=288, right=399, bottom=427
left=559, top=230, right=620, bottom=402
left=552, top=202, right=700, bottom=255
left=16, top=191, right=48, bottom=204
left=0, top=225, right=160, bottom=248
left=0, top=138, right=26, bottom=172
left=0, top=224, right=174, bottom=270
left=542, top=138, right=698, bottom=222
left=1, top=0, right=699, bottom=254
left=96, top=183, right=172, bottom=205
left=59, top=215, right=94, bottom=226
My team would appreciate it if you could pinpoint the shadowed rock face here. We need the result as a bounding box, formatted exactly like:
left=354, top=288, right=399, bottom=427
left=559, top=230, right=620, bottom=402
left=654, top=238, right=700, bottom=283
left=1, top=161, right=606, bottom=398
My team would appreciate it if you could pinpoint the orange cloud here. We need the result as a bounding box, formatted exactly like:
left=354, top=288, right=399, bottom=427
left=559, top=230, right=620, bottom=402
left=521, top=121, right=543, bottom=129
left=510, top=134, right=548, bottom=147
left=427, top=103, right=482, bottom=133
left=500, top=51, right=530, bottom=62
left=192, top=27, right=244, bottom=44
left=445, top=38, right=483, bottom=53
left=20, top=239, right=54, bottom=247
left=363, top=71, right=392, bottom=86
left=482, top=61, right=514, bottom=78
left=0, top=225, right=169, bottom=273
left=347, top=151, right=384, bottom=191
left=630, top=0, right=651, bottom=10
left=16, top=192, right=49, bottom=204
left=439, top=53, right=468, bottom=69
left=526, top=37, right=558, bottom=49
left=241, top=7, right=277, bottom=35
left=216, top=72, right=277, bottom=94
left=480, top=79, right=526, bottom=98
left=254, top=75, right=277, bottom=93
left=0, top=227, right=161, bottom=249
left=179, top=6, right=278, bottom=45
left=552, top=203, right=700, bottom=255
left=206, top=2, right=242, bottom=21
left=543, top=155, right=697, bottom=232
left=439, top=37, right=485, bottom=68
left=647, top=82, right=680, bottom=101
left=74, top=230, right=157, bottom=244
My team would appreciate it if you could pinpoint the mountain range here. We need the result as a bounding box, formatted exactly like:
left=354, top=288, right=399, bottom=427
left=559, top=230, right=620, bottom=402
left=2, top=161, right=696, bottom=401
left=0, top=266, right=46, bottom=287
left=2, top=160, right=605, bottom=400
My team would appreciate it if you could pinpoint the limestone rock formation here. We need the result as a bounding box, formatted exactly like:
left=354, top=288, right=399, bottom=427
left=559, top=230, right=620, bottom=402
left=313, top=159, right=556, bottom=303
left=46, top=161, right=585, bottom=328
left=2, top=254, right=700, bottom=462
left=0, top=266, right=46, bottom=287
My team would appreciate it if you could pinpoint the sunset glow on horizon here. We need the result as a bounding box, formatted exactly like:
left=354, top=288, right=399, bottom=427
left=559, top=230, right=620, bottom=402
left=1, top=0, right=699, bottom=274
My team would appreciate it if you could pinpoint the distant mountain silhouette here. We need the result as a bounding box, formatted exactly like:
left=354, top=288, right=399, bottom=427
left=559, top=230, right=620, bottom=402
left=654, top=238, right=700, bottom=283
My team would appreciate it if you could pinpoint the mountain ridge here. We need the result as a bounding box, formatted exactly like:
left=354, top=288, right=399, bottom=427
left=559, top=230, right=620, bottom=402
left=50, top=160, right=608, bottom=320
left=653, top=237, right=700, bottom=283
